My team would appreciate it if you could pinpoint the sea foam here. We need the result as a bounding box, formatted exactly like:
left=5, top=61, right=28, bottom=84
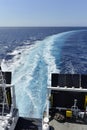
left=1, top=30, right=77, bottom=118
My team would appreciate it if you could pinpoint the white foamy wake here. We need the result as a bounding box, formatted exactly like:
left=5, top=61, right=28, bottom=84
left=1, top=31, right=76, bottom=118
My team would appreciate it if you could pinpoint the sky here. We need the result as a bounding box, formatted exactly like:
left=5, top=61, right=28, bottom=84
left=0, top=0, right=87, bottom=27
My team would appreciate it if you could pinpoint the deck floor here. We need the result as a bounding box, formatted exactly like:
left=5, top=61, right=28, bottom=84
left=15, top=117, right=42, bottom=130
left=49, top=119, right=87, bottom=130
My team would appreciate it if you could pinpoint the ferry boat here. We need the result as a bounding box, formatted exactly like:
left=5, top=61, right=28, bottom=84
left=0, top=66, right=19, bottom=130
left=1, top=63, right=87, bottom=130
left=43, top=73, right=87, bottom=130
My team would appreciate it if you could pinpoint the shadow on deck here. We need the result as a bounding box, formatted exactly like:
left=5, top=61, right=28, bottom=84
left=15, top=117, right=42, bottom=130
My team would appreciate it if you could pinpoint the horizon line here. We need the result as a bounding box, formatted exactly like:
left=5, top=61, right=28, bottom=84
left=0, top=26, right=87, bottom=28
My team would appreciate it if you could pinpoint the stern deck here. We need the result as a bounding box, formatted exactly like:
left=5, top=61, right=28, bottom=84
left=15, top=117, right=42, bottom=130
left=49, top=119, right=87, bottom=130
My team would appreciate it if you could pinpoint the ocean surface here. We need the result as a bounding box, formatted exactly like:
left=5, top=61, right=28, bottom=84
left=0, top=27, right=87, bottom=118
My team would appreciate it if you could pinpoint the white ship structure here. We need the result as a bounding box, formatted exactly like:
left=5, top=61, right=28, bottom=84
left=43, top=73, right=87, bottom=130
left=0, top=66, right=19, bottom=130
left=1, top=63, right=87, bottom=130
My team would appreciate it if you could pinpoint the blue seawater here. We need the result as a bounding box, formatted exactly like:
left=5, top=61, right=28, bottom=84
left=0, top=27, right=87, bottom=118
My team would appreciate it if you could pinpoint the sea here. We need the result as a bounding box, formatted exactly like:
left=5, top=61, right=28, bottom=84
left=0, top=27, right=87, bottom=118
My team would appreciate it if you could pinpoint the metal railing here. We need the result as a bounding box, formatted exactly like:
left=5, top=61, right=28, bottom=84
left=0, top=70, right=9, bottom=119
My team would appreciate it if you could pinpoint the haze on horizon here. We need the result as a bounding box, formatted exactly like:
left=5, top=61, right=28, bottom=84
left=0, top=0, right=87, bottom=27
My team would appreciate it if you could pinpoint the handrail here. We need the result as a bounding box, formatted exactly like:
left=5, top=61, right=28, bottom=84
left=48, top=86, right=87, bottom=92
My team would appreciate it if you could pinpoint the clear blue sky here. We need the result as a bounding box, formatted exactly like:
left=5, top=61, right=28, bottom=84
left=0, top=0, right=87, bottom=27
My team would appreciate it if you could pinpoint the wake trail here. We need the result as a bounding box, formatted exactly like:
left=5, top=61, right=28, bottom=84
left=1, top=30, right=78, bottom=118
